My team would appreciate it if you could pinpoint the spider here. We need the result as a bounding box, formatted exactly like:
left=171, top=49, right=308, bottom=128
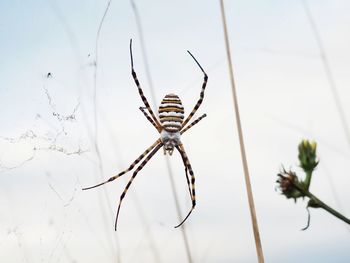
left=83, top=39, right=208, bottom=230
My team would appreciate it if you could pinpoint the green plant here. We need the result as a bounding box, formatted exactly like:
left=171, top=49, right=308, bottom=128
left=276, top=140, right=350, bottom=230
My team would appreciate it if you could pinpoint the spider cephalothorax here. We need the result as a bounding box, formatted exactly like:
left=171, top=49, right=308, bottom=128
left=160, top=129, right=180, bottom=155
left=83, top=39, right=208, bottom=230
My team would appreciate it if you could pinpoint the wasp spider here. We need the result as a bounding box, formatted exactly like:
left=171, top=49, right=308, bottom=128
left=83, top=39, right=208, bottom=230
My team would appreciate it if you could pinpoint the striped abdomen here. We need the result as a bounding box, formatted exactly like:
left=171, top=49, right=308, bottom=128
left=158, top=94, right=184, bottom=132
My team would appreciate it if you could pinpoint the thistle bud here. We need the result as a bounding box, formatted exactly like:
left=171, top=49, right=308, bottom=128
left=276, top=169, right=303, bottom=201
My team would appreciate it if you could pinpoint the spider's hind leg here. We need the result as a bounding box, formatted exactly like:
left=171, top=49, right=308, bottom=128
left=82, top=139, right=161, bottom=190
left=176, top=146, right=193, bottom=200
left=174, top=143, right=196, bottom=228
left=115, top=143, right=162, bottom=230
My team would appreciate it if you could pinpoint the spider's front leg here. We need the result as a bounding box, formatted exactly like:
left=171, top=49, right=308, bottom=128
left=129, top=39, right=162, bottom=132
left=181, top=51, right=208, bottom=129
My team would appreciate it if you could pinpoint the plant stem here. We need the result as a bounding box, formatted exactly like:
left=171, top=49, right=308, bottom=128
left=304, top=170, right=312, bottom=190
left=292, top=180, right=350, bottom=225
left=305, top=190, right=350, bottom=225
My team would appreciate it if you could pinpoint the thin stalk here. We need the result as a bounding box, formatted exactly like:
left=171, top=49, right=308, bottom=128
left=302, top=0, right=350, bottom=149
left=219, top=1, right=265, bottom=263
left=93, top=1, right=121, bottom=262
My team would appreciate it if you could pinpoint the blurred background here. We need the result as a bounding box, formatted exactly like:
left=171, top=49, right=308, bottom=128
left=1, top=0, right=350, bottom=262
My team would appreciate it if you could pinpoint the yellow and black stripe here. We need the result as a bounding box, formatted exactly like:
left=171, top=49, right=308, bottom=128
left=158, top=94, right=185, bottom=132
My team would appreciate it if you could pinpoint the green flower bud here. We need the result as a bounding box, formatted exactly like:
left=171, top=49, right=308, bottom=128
left=298, top=139, right=318, bottom=173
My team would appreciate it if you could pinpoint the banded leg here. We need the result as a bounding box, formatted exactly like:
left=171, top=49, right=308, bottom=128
left=82, top=139, right=161, bottom=190
left=139, top=107, right=160, bottom=132
left=176, top=145, right=193, bottom=200
left=181, top=51, right=208, bottom=128
left=129, top=39, right=162, bottom=130
left=180, top=113, right=207, bottom=135
left=115, top=143, right=163, bottom=230
left=174, top=143, right=196, bottom=228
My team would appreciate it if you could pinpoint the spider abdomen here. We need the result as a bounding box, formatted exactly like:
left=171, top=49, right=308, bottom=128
left=158, top=94, right=184, bottom=132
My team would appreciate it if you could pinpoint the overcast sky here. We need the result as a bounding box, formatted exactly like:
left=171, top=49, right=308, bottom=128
left=1, top=0, right=350, bottom=262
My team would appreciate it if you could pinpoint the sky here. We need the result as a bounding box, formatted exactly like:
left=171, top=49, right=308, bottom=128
left=1, top=0, right=350, bottom=262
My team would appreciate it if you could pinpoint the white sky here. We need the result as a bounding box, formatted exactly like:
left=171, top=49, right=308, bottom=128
left=1, top=0, right=350, bottom=262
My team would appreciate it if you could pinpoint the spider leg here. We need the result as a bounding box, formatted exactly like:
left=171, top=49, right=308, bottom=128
left=115, top=143, right=163, bottom=230
left=129, top=39, right=162, bottom=131
left=82, top=139, right=161, bottom=190
left=139, top=107, right=160, bottom=132
left=174, top=143, right=196, bottom=228
left=181, top=51, right=208, bottom=129
left=175, top=145, right=193, bottom=200
left=180, top=113, right=207, bottom=135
